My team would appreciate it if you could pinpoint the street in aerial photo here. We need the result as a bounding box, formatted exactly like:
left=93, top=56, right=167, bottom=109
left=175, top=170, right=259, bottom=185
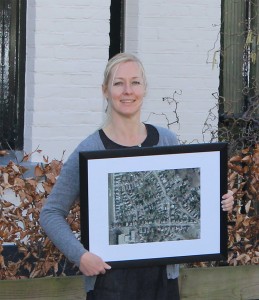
left=108, top=168, right=200, bottom=245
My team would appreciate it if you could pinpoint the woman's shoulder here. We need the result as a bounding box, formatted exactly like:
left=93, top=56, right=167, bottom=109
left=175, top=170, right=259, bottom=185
left=151, top=124, right=177, bottom=138
left=64, top=130, right=104, bottom=165
left=151, top=124, right=179, bottom=146
left=75, top=130, right=105, bottom=152
left=153, top=124, right=172, bottom=134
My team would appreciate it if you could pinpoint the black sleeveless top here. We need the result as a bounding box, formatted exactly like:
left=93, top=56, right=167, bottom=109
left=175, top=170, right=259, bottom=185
left=99, top=123, right=159, bottom=149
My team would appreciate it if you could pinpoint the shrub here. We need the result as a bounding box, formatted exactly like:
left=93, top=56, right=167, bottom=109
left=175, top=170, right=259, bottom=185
left=227, top=144, right=259, bottom=266
left=0, top=144, right=258, bottom=278
left=0, top=151, right=80, bottom=279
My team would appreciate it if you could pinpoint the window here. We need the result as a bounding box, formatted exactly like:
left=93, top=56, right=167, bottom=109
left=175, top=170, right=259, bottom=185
left=220, top=0, right=259, bottom=116
left=0, top=0, right=26, bottom=150
left=109, top=0, right=125, bottom=59
left=219, top=0, right=258, bottom=149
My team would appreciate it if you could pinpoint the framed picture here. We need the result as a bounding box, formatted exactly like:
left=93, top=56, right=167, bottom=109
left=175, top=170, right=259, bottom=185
left=79, top=143, right=228, bottom=268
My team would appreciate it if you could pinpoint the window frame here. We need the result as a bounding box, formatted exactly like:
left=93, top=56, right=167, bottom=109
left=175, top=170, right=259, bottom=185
left=0, top=0, right=26, bottom=150
left=109, top=0, right=125, bottom=59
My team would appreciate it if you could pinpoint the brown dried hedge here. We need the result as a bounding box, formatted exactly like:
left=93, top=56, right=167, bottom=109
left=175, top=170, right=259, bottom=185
left=0, top=144, right=258, bottom=279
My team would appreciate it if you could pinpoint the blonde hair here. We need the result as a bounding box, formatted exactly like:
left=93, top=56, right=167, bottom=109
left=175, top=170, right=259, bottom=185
left=103, top=52, right=147, bottom=89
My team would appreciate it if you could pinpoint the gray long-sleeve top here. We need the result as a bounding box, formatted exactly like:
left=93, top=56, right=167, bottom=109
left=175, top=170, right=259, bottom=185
left=40, top=125, right=179, bottom=292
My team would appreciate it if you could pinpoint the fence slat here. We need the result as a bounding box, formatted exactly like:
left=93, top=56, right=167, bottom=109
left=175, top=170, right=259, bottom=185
left=1, top=266, right=259, bottom=300
left=179, top=265, right=259, bottom=300
left=0, top=276, right=85, bottom=300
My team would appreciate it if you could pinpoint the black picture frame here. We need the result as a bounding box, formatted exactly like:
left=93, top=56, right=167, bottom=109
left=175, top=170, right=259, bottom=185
left=80, top=143, right=228, bottom=268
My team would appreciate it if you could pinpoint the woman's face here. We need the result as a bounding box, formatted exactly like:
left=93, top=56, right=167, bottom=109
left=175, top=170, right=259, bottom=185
left=103, top=61, right=146, bottom=119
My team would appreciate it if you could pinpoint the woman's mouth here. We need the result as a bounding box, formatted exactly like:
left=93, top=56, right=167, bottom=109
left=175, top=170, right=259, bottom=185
left=120, top=99, right=135, bottom=103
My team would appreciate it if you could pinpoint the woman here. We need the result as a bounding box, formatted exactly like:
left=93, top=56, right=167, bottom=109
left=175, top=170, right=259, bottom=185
left=40, top=53, right=234, bottom=299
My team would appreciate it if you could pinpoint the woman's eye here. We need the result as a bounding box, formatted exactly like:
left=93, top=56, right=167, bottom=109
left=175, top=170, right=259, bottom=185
left=113, top=81, right=123, bottom=86
left=113, top=80, right=142, bottom=87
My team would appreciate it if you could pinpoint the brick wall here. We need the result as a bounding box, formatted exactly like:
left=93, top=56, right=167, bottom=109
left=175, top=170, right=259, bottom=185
left=130, top=0, right=221, bottom=143
left=25, top=0, right=221, bottom=161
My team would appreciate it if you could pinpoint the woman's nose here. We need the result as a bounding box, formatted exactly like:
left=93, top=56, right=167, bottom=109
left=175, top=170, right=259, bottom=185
left=123, top=83, right=133, bottom=93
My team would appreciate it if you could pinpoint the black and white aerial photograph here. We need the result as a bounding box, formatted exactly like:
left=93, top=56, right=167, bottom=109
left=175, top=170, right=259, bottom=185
left=108, top=168, right=200, bottom=245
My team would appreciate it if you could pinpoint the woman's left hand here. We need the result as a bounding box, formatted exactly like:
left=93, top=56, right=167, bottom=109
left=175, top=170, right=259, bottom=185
left=221, top=190, right=234, bottom=212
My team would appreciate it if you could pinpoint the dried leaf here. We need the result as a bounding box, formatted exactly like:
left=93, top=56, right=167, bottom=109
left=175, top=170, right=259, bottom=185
left=2, top=201, right=13, bottom=208
left=253, top=152, right=259, bottom=165
left=18, top=246, right=28, bottom=254
left=0, top=150, right=9, bottom=156
left=14, top=178, right=25, bottom=187
left=0, top=255, right=6, bottom=268
left=228, top=164, right=243, bottom=173
left=241, top=155, right=252, bottom=164
left=21, top=153, right=30, bottom=162
left=245, top=244, right=253, bottom=250
left=46, top=173, right=56, bottom=184
left=245, top=201, right=251, bottom=214
left=229, top=155, right=242, bottom=162
left=26, top=178, right=37, bottom=188
left=243, top=166, right=249, bottom=174
left=42, top=182, right=52, bottom=194
left=249, top=184, right=257, bottom=195
left=11, top=164, right=20, bottom=173
left=236, top=253, right=251, bottom=264
left=235, top=232, right=242, bottom=242
left=251, top=257, right=259, bottom=264
left=229, top=172, right=238, bottom=181
left=2, top=173, right=12, bottom=189
left=34, top=165, right=44, bottom=177
left=242, top=147, right=250, bottom=155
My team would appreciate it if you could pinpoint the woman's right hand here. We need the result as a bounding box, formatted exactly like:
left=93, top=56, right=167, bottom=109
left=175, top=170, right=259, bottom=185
left=79, top=252, right=111, bottom=276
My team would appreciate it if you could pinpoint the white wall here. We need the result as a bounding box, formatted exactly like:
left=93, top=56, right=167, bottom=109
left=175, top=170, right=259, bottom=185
left=25, top=0, right=110, bottom=161
left=125, top=0, right=221, bottom=144
left=25, top=0, right=221, bottom=161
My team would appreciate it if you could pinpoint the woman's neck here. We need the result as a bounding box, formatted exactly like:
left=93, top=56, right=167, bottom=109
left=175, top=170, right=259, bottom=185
left=102, top=119, right=147, bottom=147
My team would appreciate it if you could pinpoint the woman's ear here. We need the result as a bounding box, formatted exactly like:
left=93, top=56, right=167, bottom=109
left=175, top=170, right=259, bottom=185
left=102, top=84, right=108, bottom=99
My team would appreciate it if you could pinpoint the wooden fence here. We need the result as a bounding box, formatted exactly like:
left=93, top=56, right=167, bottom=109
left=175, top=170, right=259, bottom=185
left=1, top=265, right=259, bottom=300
